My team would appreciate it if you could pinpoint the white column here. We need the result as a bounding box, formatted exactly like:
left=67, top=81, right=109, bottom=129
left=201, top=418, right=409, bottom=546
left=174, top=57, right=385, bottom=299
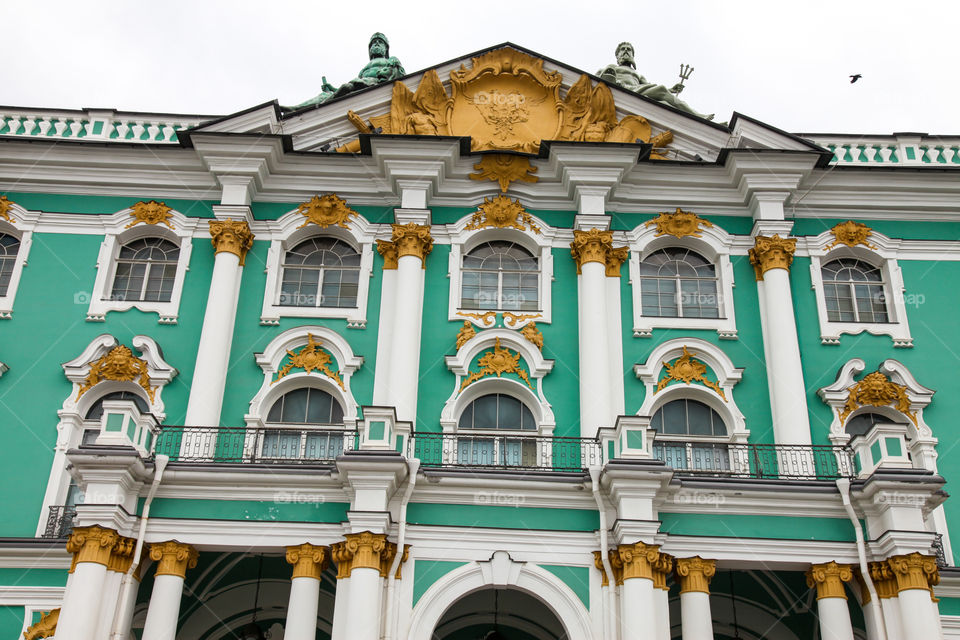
left=605, top=253, right=627, bottom=420
left=879, top=597, right=904, bottom=640
left=112, top=573, right=141, bottom=640
left=331, top=532, right=392, bottom=640
left=55, top=526, right=117, bottom=640
left=887, top=553, right=941, bottom=640
left=284, top=544, right=328, bottom=640
left=615, top=542, right=659, bottom=640
left=345, top=567, right=382, bottom=640
left=184, top=219, right=252, bottom=427
left=383, top=224, right=431, bottom=423
left=749, top=236, right=811, bottom=446
left=141, top=541, right=198, bottom=640
left=807, top=562, right=854, bottom=640
left=372, top=243, right=398, bottom=405
left=331, top=576, right=350, bottom=640
left=869, top=560, right=903, bottom=640
left=676, top=557, right=716, bottom=640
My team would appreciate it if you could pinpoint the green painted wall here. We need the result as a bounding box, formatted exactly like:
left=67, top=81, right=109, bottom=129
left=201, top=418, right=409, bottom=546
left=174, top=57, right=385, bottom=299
left=3, top=191, right=217, bottom=217
left=0, top=568, right=68, bottom=586
left=412, top=559, right=468, bottom=606
left=407, top=503, right=600, bottom=531
left=659, top=512, right=860, bottom=541
left=0, top=606, right=24, bottom=639
left=540, top=564, right=590, bottom=609
left=143, top=498, right=350, bottom=523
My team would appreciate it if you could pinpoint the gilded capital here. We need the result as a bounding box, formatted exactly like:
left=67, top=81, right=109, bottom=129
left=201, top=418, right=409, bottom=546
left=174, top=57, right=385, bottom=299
left=887, top=553, right=939, bottom=593
left=615, top=541, right=660, bottom=582
left=391, top=223, right=433, bottom=263
left=379, top=542, right=411, bottom=579
left=675, top=556, right=716, bottom=594
left=605, top=246, right=630, bottom=277
left=570, top=228, right=614, bottom=274
left=66, top=525, right=120, bottom=567
left=806, top=561, right=853, bottom=600
left=376, top=239, right=399, bottom=270
left=748, top=234, right=796, bottom=280
left=593, top=551, right=611, bottom=587
left=209, top=219, right=254, bottom=266
left=149, top=540, right=199, bottom=578
left=652, top=552, right=674, bottom=591
left=867, top=561, right=898, bottom=599
left=331, top=531, right=388, bottom=579
left=107, top=535, right=137, bottom=573
left=286, top=543, right=330, bottom=579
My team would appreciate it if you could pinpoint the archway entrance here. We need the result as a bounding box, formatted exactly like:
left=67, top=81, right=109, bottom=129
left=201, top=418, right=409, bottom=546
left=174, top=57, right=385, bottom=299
left=433, top=587, right=568, bottom=640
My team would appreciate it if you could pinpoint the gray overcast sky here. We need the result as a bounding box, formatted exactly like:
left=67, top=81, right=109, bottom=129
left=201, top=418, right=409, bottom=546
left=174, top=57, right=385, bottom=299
left=4, top=0, right=957, bottom=135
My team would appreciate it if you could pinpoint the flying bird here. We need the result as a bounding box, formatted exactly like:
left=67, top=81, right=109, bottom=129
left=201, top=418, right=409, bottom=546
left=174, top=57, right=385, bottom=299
left=850, top=74, right=862, bottom=84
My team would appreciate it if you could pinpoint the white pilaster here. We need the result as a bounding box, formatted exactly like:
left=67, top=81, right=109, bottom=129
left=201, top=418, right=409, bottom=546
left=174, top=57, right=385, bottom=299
left=654, top=586, right=671, bottom=640
left=578, top=259, right=611, bottom=437
left=372, top=267, right=398, bottom=405
left=387, top=253, right=425, bottom=422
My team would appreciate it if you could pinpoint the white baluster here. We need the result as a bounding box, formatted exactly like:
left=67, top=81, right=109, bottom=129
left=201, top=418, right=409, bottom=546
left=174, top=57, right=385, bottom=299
left=70, top=120, right=83, bottom=137
left=115, top=120, right=130, bottom=139
left=161, top=124, right=175, bottom=141
left=54, top=120, right=68, bottom=136
left=36, top=118, right=52, bottom=136
left=146, top=123, right=160, bottom=141
left=130, top=121, right=146, bottom=140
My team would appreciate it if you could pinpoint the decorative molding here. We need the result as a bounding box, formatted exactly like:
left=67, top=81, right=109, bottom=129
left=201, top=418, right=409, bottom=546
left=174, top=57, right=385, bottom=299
left=613, top=541, right=660, bottom=582
left=274, top=333, right=344, bottom=389
left=654, top=345, right=725, bottom=400
left=107, top=536, right=136, bottom=574
left=888, top=553, right=939, bottom=593
left=841, top=371, right=915, bottom=425
left=286, top=543, right=330, bottom=579
left=66, top=525, right=119, bottom=567
left=23, top=608, right=59, bottom=640
left=570, top=228, right=615, bottom=273
left=295, top=194, right=356, bottom=229
left=520, top=322, right=543, bottom=350
left=502, top=312, right=541, bottom=328
left=456, top=311, right=497, bottom=327
left=149, top=540, right=199, bottom=578
left=392, top=223, right=433, bottom=262
left=460, top=338, right=533, bottom=390
left=675, top=556, right=716, bottom=594
left=377, top=239, right=399, bottom=270
left=455, top=321, right=476, bottom=350
left=825, top=220, right=878, bottom=250
left=806, top=561, right=853, bottom=599
left=644, top=208, right=714, bottom=239
left=748, top=234, right=797, bottom=280
left=469, top=155, right=538, bottom=192
left=465, top=195, right=541, bottom=234
left=125, top=200, right=174, bottom=229
left=209, top=219, right=254, bottom=265
left=76, top=344, right=155, bottom=402
left=331, top=531, right=388, bottom=578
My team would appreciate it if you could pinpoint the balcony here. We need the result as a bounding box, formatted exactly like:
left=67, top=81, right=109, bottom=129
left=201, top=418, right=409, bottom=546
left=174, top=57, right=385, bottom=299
left=652, top=441, right=856, bottom=480
left=409, top=432, right=603, bottom=472
left=153, top=426, right=359, bottom=464
left=42, top=505, right=76, bottom=539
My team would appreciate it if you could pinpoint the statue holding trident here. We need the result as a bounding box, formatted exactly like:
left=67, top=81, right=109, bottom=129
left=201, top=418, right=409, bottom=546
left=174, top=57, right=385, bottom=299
left=597, top=42, right=714, bottom=121
left=298, top=33, right=406, bottom=107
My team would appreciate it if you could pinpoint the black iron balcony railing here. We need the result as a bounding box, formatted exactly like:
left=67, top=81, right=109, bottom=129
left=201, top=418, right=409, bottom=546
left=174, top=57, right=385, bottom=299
left=409, top=432, right=602, bottom=472
left=652, top=441, right=856, bottom=480
left=154, top=426, right=359, bottom=464
left=42, top=505, right=77, bottom=539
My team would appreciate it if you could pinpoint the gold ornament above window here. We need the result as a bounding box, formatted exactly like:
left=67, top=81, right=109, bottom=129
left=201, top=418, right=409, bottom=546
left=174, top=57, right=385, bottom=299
left=840, top=370, right=916, bottom=425
left=520, top=322, right=544, bottom=350
left=77, top=345, right=155, bottom=402
left=645, top=208, right=714, bottom=238
left=275, top=333, right=344, bottom=389
left=125, top=200, right=175, bottom=230
left=465, top=195, right=541, bottom=234
left=457, top=310, right=497, bottom=326
left=0, top=195, right=14, bottom=223
left=455, top=320, right=476, bottom=349
left=23, top=608, right=59, bottom=640
left=468, top=154, right=539, bottom=192
left=460, top=337, right=533, bottom=390
left=825, top=220, right=878, bottom=251
left=296, top=194, right=357, bottom=230
left=655, top=346, right=725, bottom=399
left=503, top=311, right=541, bottom=327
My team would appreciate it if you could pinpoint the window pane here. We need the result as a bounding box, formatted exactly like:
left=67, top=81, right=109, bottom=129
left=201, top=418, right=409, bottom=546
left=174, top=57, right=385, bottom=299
left=461, top=242, right=539, bottom=311
left=306, top=388, right=333, bottom=423
left=279, top=388, right=309, bottom=423
left=497, top=395, right=522, bottom=429
left=686, top=400, right=713, bottom=436
left=473, top=395, right=498, bottom=429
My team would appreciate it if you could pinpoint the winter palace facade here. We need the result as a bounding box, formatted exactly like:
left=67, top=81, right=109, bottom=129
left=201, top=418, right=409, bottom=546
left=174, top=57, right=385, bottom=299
left=1, top=39, right=960, bottom=640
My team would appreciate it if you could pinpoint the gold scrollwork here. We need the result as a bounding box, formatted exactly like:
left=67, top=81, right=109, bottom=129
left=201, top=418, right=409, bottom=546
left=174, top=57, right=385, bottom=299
left=391, top=223, right=433, bottom=262
left=23, top=608, right=59, bottom=640
left=274, top=334, right=344, bottom=389
left=455, top=321, right=476, bottom=350
left=296, top=194, right=357, bottom=230
left=655, top=346, right=725, bottom=400
left=825, top=220, right=878, bottom=251
left=840, top=370, right=916, bottom=425
left=469, top=154, right=539, bottom=192
left=457, top=310, right=497, bottom=326
left=748, top=235, right=797, bottom=280
left=376, top=239, right=399, bottom=270
left=0, top=195, right=16, bottom=224
left=520, top=322, right=544, bottom=350
left=460, top=337, right=533, bottom=391
left=465, top=195, right=541, bottom=234
left=125, top=200, right=175, bottom=230
left=209, top=219, right=255, bottom=266
left=645, top=208, right=714, bottom=239
left=77, top=345, right=155, bottom=402
left=570, top=228, right=614, bottom=273
left=502, top=311, right=541, bottom=327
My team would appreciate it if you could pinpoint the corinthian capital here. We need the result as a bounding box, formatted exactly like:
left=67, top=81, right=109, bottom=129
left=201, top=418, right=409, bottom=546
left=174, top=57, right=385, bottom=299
left=615, top=541, right=660, bottom=581
left=887, top=553, right=939, bottom=593
left=376, top=239, right=399, bottom=270
left=149, top=540, right=199, bottom=578
left=570, top=228, right=628, bottom=276
left=331, top=531, right=389, bottom=579
left=66, top=525, right=120, bottom=567
left=286, top=543, right=330, bottom=579
left=391, top=223, right=433, bottom=262
left=675, top=556, right=716, bottom=594
left=748, top=234, right=796, bottom=280
left=209, top=219, right=254, bottom=265
left=806, top=561, right=853, bottom=599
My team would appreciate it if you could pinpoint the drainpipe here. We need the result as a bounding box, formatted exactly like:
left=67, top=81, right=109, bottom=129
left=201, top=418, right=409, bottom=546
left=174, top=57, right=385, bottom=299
left=383, top=458, right=420, bottom=640
left=110, top=454, right=169, bottom=640
left=590, top=466, right=617, bottom=640
left=836, top=478, right=887, bottom=640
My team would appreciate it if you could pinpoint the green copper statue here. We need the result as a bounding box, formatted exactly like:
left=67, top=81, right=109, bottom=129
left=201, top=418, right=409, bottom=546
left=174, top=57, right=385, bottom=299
left=598, top=42, right=714, bottom=121
left=299, top=33, right=405, bottom=107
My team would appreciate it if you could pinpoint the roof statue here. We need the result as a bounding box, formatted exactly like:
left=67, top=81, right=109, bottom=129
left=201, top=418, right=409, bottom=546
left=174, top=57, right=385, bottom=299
left=299, top=32, right=406, bottom=107
left=597, top=42, right=714, bottom=121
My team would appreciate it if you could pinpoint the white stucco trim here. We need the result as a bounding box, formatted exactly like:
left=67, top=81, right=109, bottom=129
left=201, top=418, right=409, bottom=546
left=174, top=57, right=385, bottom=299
left=257, top=206, right=378, bottom=328
left=0, top=204, right=39, bottom=319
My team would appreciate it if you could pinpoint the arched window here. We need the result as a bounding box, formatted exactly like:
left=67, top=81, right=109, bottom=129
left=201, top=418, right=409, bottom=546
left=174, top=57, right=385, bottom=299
left=456, top=393, right=538, bottom=467
left=821, top=258, right=888, bottom=323
left=0, top=233, right=20, bottom=297
left=638, top=248, right=719, bottom=319
left=262, top=388, right=346, bottom=461
left=652, top=398, right=730, bottom=471
left=845, top=411, right=908, bottom=439
left=461, top=241, right=539, bottom=311
left=280, top=238, right=361, bottom=308
left=109, top=238, right=180, bottom=302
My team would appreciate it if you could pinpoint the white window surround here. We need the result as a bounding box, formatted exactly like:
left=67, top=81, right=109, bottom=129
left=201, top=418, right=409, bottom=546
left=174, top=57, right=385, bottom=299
left=442, top=213, right=558, bottom=327
left=246, top=326, right=364, bottom=431
left=626, top=222, right=738, bottom=339
left=0, top=204, right=39, bottom=319
left=86, top=207, right=199, bottom=324
left=442, top=329, right=555, bottom=435
left=36, top=334, right=176, bottom=536
left=259, top=209, right=376, bottom=328
left=806, top=228, right=912, bottom=347
left=633, top=338, right=747, bottom=442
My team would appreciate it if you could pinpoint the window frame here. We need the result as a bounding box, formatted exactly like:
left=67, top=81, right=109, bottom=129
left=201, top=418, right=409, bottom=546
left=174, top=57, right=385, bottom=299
left=109, top=236, right=181, bottom=304
left=808, top=235, right=912, bottom=347
left=258, top=386, right=349, bottom=461
left=636, top=247, right=722, bottom=320
left=260, top=214, right=375, bottom=328
left=0, top=208, right=38, bottom=319
left=459, top=240, right=541, bottom=313
left=627, top=224, right=738, bottom=339
left=86, top=209, right=197, bottom=324
left=650, top=397, right=734, bottom=472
